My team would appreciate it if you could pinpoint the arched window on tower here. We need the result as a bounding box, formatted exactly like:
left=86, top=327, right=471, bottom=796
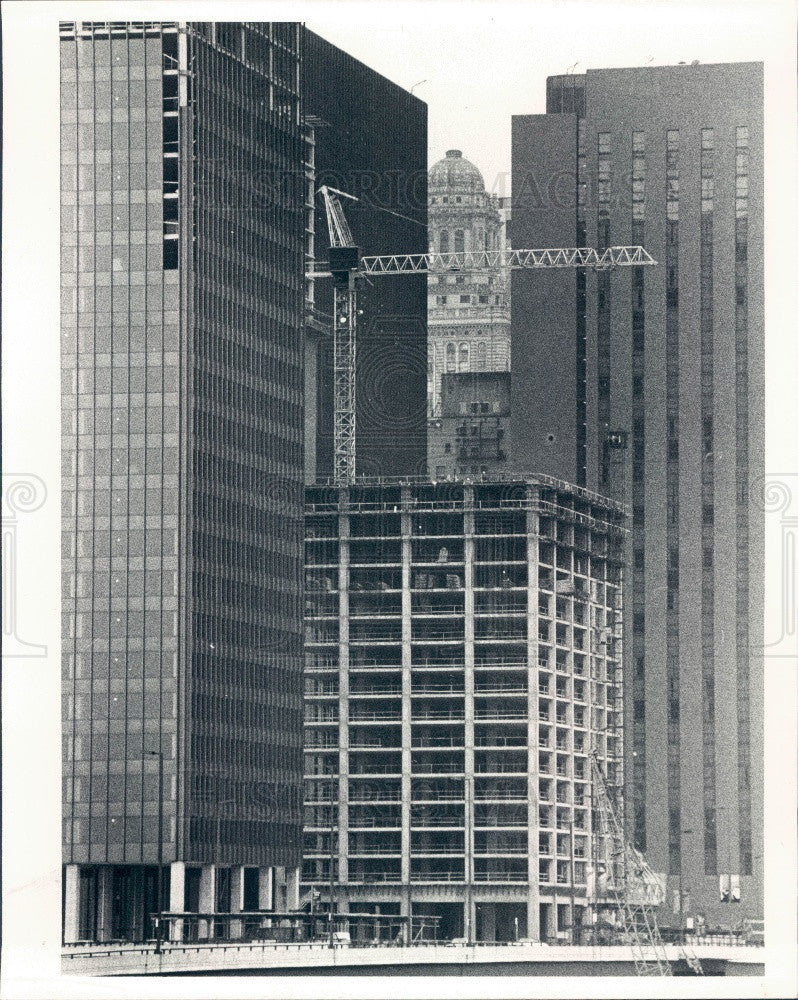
left=477, top=341, right=487, bottom=370
left=446, top=342, right=456, bottom=372
left=454, top=230, right=465, bottom=254
left=458, top=342, right=469, bottom=371
left=439, top=230, right=449, bottom=254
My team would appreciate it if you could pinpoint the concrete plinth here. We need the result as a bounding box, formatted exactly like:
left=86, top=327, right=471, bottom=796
left=63, top=865, right=80, bottom=944
left=169, top=862, right=186, bottom=941
left=199, top=866, right=216, bottom=940
left=259, top=867, right=274, bottom=910
left=230, top=866, right=245, bottom=939
left=286, top=867, right=300, bottom=911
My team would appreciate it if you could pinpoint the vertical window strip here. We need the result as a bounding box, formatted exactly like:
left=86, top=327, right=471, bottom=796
left=62, top=30, right=80, bottom=862
left=597, top=132, right=611, bottom=485
left=665, top=127, right=681, bottom=873
left=735, top=124, right=752, bottom=876
left=575, top=120, right=587, bottom=485
left=630, top=130, right=646, bottom=851
left=700, top=127, right=718, bottom=874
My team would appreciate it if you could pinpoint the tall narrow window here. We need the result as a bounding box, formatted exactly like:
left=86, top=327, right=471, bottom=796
left=700, top=127, right=718, bottom=874
left=454, top=230, right=465, bottom=254
left=458, top=342, right=469, bottom=371
left=445, top=341, right=456, bottom=372
left=597, top=132, right=612, bottom=486
left=630, top=129, right=647, bottom=852
left=735, top=124, right=752, bottom=877
left=439, top=230, right=449, bottom=254
left=665, top=127, right=681, bottom=875
left=575, top=119, right=587, bottom=484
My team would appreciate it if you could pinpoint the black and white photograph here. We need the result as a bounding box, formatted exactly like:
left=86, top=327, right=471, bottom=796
left=1, top=2, right=797, bottom=997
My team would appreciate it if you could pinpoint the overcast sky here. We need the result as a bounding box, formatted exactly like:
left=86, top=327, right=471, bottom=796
left=307, top=0, right=792, bottom=194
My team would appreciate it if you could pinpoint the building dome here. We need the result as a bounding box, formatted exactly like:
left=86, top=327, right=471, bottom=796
left=429, top=149, right=485, bottom=193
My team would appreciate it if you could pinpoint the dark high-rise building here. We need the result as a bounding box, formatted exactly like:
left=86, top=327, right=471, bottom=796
left=61, top=21, right=305, bottom=942
left=302, top=28, right=428, bottom=481
left=511, top=63, right=764, bottom=924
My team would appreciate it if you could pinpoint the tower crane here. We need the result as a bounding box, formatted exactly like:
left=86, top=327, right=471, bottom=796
left=311, top=186, right=680, bottom=973
left=311, top=184, right=657, bottom=486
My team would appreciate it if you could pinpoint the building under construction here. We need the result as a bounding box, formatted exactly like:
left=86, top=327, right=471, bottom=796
left=302, top=474, right=626, bottom=943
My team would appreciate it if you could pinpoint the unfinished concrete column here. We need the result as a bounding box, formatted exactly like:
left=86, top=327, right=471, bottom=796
left=463, top=485, right=475, bottom=944
left=526, top=486, right=541, bottom=941
left=400, top=486, right=412, bottom=893
left=400, top=890, right=412, bottom=945
left=337, top=490, right=350, bottom=890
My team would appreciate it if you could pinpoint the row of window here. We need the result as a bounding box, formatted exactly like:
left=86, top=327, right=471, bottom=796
left=434, top=294, right=503, bottom=306
left=436, top=227, right=499, bottom=255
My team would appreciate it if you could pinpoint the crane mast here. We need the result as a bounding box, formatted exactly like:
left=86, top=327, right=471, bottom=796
left=314, top=185, right=657, bottom=485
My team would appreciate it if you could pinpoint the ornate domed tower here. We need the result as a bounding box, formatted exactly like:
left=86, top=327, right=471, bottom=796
left=427, top=151, right=511, bottom=476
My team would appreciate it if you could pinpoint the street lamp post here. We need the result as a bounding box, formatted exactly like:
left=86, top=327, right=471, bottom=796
left=145, top=749, right=164, bottom=955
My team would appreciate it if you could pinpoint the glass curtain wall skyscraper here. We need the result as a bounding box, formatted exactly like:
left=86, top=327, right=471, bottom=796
left=61, top=21, right=305, bottom=943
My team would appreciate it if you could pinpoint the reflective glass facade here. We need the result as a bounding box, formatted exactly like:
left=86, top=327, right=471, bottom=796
left=184, top=21, right=304, bottom=868
left=61, top=22, right=183, bottom=869
left=61, top=22, right=305, bottom=920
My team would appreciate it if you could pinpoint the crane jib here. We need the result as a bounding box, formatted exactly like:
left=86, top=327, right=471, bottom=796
left=308, top=246, right=657, bottom=279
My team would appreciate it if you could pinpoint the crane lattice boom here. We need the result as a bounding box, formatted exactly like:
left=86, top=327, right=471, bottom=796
left=319, top=184, right=356, bottom=249
left=310, top=245, right=656, bottom=278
